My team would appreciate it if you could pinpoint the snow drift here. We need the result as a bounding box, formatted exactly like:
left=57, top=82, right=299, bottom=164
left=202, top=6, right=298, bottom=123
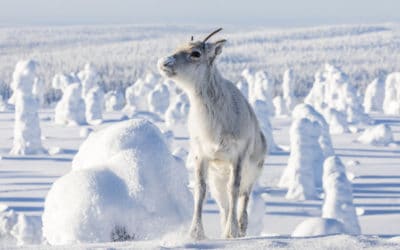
left=357, top=124, right=394, bottom=146
left=42, top=119, right=193, bottom=245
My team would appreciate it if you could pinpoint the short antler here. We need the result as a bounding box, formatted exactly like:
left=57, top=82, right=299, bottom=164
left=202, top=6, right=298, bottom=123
left=203, top=28, right=223, bottom=42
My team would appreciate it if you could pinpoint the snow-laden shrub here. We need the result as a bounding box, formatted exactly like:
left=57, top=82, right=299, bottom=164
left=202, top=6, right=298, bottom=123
left=279, top=118, right=324, bottom=200
left=292, top=218, right=345, bottom=237
left=165, top=93, right=189, bottom=128
left=148, top=83, right=170, bottom=116
left=282, top=69, right=297, bottom=113
left=363, top=78, right=385, bottom=113
left=305, top=64, right=368, bottom=125
left=292, top=104, right=334, bottom=159
left=252, top=99, right=278, bottom=152
left=42, top=119, right=192, bottom=245
left=85, top=86, right=104, bottom=125
left=10, top=60, right=45, bottom=155
left=382, top=72, right=400, bottom=115
left=104, top=89, right=125, bottom=111
left=322, top=156, right=361, bottom=235
left=357, top=124, right=393, bottom=146
left=0, top=209, right=42, bottom=246
left=54, top=83, right=86, bottom=126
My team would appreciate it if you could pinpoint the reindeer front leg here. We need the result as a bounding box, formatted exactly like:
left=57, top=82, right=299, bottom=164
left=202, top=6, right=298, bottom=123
left=189, top=157, right=207, bottom=240
left=223, top=158, right=241, bottom=238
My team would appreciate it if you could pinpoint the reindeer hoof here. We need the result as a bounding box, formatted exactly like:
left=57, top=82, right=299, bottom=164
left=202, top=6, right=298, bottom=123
left=223, top=224, right=240, bottom=239
left=189, top=225, right=206, bottom=241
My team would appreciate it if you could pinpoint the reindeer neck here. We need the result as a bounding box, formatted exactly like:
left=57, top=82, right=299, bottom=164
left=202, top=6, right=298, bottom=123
left=188, top=66, right=224, bottom=106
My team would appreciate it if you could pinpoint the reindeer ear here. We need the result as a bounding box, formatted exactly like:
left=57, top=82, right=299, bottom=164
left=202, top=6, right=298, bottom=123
left=213, top=39, right=227, bottom=56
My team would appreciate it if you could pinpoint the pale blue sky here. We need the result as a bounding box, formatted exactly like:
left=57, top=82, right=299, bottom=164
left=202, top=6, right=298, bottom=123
left=1, top=0, right=399, bottom=27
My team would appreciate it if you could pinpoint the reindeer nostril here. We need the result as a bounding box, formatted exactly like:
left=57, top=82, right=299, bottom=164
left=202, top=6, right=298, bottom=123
left=163, top=56, right=175, bottom=67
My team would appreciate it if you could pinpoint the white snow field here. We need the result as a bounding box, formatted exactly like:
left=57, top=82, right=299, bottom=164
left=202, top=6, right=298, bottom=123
left=0, top=24, right=400, bottom=249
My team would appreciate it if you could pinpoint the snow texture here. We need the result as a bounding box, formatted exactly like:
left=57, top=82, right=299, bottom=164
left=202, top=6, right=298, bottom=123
left=42, top=119, right=193, bottom=245
left=279, top=118, right=324, bottom=200
left=9, top=60, right=45, bottom=155
left=322, top=156, right=361, bottom=235
left=382, top=72, right=400, bottom=115
left=54, top=83, right=86, bottom=126
left=357, top=124, right=394, bottom=146
left=292, top=218, right=345, bottom=237
left=363, top=78, right=385, bottom=113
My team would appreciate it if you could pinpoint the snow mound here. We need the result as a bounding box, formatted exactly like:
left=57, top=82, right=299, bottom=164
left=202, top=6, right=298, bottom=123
left=292, top=218, right=345, bottom=237
left=323, top=108, right=349, bottom=134
left=43, top=119, right=193, bottom=245
left=357, top=124, right=394, bottom=146
left=322, top=156, right=361, bottom=235
left=383, top=72, right=400, bottom=115
left=165, top=93, right=189, bottom=128
left=363, top=78, right=385, bottom=113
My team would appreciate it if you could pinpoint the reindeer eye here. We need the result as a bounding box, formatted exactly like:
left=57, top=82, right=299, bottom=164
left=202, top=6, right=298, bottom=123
left=190, top=51, right=201, bottom=58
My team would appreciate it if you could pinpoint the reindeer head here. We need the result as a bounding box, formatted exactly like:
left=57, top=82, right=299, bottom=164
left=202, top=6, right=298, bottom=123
left=158, top=28, right=226, bottom=90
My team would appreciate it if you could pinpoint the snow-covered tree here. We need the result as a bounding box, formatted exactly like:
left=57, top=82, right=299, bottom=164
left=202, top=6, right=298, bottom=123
left=104, top=89, right=125, bottom=112
left=322, top=156, right=361, bottom=235
left=54, top=83, right=86, bottom=126
left=305, top=64, right=369, bottom=125
left=382, top=72, right=400, bottom=115
left=279, top=118, right=324, bottom=200
left=363, top=78, right=385, bottom=113
left=282, top=69, right=297, bottom=113
left=78, top=63, right=100, bottom=98
left=10, top=60, right=45, bottom=155
left=252, top=100, right=278, bottom=152
left=85, top=86, right=104, bottom=125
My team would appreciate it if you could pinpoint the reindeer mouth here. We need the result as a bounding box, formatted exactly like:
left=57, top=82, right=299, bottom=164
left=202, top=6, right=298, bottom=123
left=159, top=66, right=176, bottom=77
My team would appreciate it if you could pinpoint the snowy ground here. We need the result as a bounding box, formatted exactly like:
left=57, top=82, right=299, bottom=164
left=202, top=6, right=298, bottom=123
left=0, top=109, right=400, bottom=249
